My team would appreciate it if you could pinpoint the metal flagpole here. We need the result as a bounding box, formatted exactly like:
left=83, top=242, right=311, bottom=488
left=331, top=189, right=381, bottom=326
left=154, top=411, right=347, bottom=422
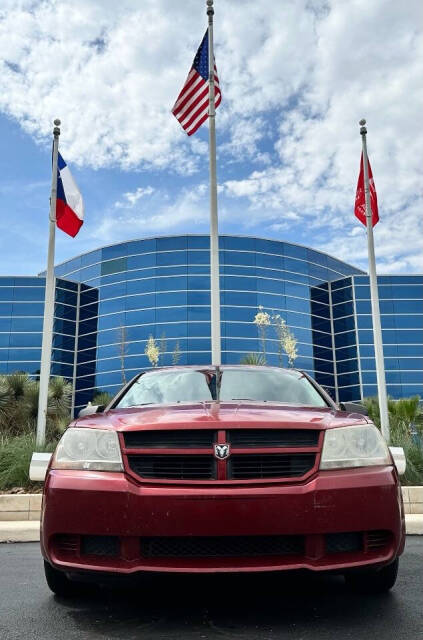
left=359, top=119, right=390, bottom=442
left=36, top=119, right=61, bottom=447
left=207, top=0, right=221, bottom=366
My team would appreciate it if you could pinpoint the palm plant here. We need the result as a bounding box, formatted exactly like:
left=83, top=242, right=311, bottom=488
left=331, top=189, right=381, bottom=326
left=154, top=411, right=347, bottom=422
left=0, top=373, right=72, bottom=439
left=240, top=353, right=266, bottom=366
left=92, top=392, right=114, bottom=407
left=364, top=395, right=423, bottom=485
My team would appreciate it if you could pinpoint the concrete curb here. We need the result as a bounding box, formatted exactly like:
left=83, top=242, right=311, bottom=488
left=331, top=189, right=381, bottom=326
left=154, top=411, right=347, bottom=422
left=0, top=521, right=41, bottom=542
left=0, top=494, right=42, bottom=521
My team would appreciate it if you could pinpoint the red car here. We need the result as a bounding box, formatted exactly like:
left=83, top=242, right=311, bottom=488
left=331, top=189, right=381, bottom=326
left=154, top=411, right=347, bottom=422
left=41, top=366, right=405, bottom=596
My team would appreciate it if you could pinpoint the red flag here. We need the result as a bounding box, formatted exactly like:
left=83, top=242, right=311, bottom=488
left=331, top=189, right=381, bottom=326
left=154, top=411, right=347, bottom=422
left=355, top=152, right=379, bottom=226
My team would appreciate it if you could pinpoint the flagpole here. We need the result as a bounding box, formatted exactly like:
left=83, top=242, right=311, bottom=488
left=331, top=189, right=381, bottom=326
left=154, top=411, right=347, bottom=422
left=36, top=119, right=60, bottom=447
left=207, top=0, right=221, bottom=366
left=359, top=119, right=390, bottom=442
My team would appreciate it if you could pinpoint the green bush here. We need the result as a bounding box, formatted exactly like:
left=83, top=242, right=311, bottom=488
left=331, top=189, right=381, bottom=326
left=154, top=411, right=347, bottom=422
left=0, top=373, right=72, bottom=440
left=363, top=395, right=423, bottom=485
left=0, top=434, right=57, bottom=491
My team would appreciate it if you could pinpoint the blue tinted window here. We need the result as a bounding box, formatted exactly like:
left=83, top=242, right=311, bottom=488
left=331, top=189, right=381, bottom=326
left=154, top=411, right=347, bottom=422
left=331, top=287, right=353, bottom=304
left=54, top=304, right=77, bottom=320
left=186, top=236, right=208, bottom=249
left=156, top=250, right=186, bottom=266
left=155, top=276, right=187, bottom=292
left=335, top=331, right=357, bottom=348
left=284, top=244, right=306, bottom=259
left=0, top=288, right=14, bottom=301
left=188, top=250, right=209, bottom=265
left=285, top=257, right=308, bottom=275
left=127, top=253, right=156, bottom=270
left=338, top=386, right=361, bottom=401
left=51, top=349, right=74, bottom=364
left=125, top=309, right=155, bottom=326
left=101, top=258, right=127, bottom=276
left=334, top=316, right=355, bottom=333
left=0, top=318, right=11, bottom=331
left=157, top=291, right=188, bottom=307
left=10, top=317, right=43, bottom=332
left=256, top=253, right=282, bottom=269
left=126, top=294, right=155, bottom=311
left=81, top=249, right=101, bottom=267
left=11, top=302, right=44, bottom=316
left=8, top=333, right=42, bottom=347
left=8, top=348, right=41, bottom=362
left=102, top=244, right=128, bottom=260
left=157, top=236, right=187, bottom=251
left=156, top=307, right=187, bottom=323
left=78, top=264, right=101, bottom=280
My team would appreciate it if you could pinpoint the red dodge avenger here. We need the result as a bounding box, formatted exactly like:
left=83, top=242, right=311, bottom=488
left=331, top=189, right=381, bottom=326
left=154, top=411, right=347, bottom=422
left=41, top=366, right=406, bottom=596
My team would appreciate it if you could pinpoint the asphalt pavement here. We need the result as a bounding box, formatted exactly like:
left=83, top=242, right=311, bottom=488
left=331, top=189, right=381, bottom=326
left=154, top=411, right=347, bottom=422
left=0, top=539, right=422, bottom=640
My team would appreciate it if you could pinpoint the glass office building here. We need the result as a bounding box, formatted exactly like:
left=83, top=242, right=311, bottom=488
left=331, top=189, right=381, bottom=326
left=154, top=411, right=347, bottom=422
left=1, top=236, right=422, bottom=412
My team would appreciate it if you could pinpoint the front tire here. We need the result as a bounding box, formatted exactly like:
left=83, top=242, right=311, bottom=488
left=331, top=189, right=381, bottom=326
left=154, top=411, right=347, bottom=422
left=344, top=558, right=399, bottom=593
left=44, top=561, right=87, bottom=597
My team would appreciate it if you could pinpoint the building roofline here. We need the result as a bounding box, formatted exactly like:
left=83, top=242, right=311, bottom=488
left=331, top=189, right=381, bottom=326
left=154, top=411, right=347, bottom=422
left=51, top=233, right=365, bottom=275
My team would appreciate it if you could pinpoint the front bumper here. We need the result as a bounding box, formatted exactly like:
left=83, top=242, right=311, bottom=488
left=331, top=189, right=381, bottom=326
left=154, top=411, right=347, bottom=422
left=41, top=466, right=405, bottom=574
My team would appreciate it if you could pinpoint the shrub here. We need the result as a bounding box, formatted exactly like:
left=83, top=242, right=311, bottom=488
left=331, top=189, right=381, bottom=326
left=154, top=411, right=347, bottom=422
left=0, top=434, right=57, bottom=491
left=0, top=373, right=72, bottom=440
left=363, top=396, right=423, bottom=485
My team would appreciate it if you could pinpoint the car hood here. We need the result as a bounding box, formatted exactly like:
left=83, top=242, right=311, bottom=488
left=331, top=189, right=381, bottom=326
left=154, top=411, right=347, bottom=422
left=73, top=402, right=369, bottom=432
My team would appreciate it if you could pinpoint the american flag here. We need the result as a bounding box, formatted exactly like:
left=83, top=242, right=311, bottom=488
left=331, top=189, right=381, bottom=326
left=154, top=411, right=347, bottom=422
left=172, top=30, right=221, bottom=136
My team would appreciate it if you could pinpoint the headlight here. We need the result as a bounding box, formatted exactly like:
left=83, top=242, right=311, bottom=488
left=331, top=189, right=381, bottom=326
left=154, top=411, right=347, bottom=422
left=320, top=423, right=391, bottom=470
left=52, top=428, right=123, bottom=471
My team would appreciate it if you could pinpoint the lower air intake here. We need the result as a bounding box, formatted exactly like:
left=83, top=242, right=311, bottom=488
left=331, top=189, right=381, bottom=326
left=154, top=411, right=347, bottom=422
left=141, top=535, right=304, bottom=558
left=81, top=535, right=119, bottom=557
left=326, top=532, right=363, bottom=554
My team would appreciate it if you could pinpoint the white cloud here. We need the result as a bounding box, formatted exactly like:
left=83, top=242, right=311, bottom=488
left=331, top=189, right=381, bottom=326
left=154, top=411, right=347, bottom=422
left=0, top=0, right=422, bottom=273
left=95, top=183, right=210, bottom=244
left=114, top=186, right=154, bottom=208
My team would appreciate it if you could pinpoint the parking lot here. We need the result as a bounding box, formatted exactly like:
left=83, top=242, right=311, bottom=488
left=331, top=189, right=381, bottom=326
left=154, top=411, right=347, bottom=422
left=0, top=538, right=422, bottom=639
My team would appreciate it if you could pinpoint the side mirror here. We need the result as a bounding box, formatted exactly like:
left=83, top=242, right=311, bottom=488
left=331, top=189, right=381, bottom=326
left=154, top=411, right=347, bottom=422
left=389, top=446, right=406, bottom=475
left=78, top=402, right=105, bottom=418
left=339, top=401, right=368, bottom=416
left=29, top=452, right=52, bottom=481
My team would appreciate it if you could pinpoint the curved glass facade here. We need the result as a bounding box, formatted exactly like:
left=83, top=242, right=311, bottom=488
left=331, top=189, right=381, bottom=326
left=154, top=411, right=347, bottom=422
left=1, top=235, right=421, bottom=412
left=53, top=235, right=361, bottom=409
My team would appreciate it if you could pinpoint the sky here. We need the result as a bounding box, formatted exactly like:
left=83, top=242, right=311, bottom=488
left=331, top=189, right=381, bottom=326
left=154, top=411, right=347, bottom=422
left=0, top=0, right=422, bottom=277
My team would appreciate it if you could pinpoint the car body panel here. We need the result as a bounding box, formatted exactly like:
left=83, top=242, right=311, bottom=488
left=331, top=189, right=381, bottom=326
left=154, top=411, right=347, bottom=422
left=41, top=367, right=405, bottom=578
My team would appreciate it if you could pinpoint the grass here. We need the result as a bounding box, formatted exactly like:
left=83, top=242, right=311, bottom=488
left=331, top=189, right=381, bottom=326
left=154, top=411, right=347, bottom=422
left=0, top=433, right=57, bottom=491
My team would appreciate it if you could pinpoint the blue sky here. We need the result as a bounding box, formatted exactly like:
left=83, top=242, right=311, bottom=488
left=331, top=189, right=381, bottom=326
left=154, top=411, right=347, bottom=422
left=0, top=0, right=422, bottom=276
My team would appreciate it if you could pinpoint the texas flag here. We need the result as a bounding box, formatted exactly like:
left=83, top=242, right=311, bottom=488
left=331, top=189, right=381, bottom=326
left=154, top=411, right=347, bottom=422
left=56, top=153, right=84, bottom=237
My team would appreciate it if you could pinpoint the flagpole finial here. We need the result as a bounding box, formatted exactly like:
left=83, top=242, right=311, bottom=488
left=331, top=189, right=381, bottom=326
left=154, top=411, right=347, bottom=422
left=53, top=118, right=61, bottom=136
left=359, top=118, right=367, bottom=136
left=206, top=0, right=214, bottom=16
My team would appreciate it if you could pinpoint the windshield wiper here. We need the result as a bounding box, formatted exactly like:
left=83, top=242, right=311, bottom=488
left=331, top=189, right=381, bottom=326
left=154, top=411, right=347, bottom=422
left=123, top=403, right=155, bottom=408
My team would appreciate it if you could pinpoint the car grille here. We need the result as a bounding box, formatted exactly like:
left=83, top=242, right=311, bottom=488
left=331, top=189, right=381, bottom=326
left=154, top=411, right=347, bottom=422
left=127, top=454, right=216, bottom=480
left=140, top=535, right=304, bottom=558
left=124, top=429, right=215, bottom=448
left=228, top=429, right=319, bottom=448
left=228, top=454, right=316, bottom=479
left=123, top=428, right=320, bottom=483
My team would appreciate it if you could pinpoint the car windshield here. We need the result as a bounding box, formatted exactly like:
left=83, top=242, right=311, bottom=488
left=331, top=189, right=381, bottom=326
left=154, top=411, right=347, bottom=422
left=116, top=367, right=327, bottom=408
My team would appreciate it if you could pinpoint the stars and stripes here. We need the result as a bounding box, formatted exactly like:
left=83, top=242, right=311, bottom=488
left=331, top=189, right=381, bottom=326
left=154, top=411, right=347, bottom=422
left=172, top=30, right=221, bottom=136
